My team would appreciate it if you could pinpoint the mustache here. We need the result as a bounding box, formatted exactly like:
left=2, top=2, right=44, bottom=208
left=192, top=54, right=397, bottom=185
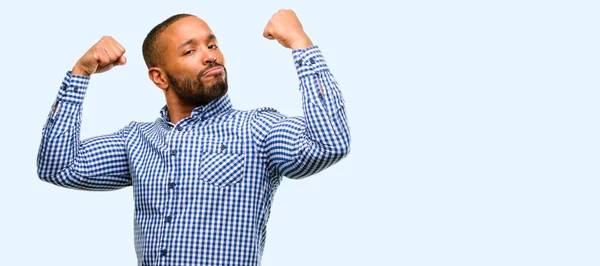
left=198, top=62, right=226, bottom=78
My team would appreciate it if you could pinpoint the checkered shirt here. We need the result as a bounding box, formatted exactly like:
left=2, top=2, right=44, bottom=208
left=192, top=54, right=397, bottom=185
left=37, top=45, right=350, bottom=266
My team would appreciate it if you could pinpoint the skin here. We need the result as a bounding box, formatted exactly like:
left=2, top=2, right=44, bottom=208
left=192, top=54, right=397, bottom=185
left=71, top=9, right=313, bottom=124
left=148, top=16, right=227, bottom=123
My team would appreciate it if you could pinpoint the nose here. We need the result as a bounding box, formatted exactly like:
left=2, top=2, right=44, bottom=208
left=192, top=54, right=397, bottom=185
left=203, top=51, right=218, bottom=65
left=205, top=56, right=217, bottom=64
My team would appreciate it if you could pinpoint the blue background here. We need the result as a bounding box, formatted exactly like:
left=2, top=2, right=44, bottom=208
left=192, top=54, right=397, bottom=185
left=1, top=0, right=599, bottom=265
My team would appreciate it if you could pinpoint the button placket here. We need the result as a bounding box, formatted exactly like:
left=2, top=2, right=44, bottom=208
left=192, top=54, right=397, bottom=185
left=162, top=134, right=180, bottom=259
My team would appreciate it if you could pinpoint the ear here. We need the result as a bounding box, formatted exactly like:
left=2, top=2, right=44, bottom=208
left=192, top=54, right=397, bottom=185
left=148, top=67, right=169, bottom=90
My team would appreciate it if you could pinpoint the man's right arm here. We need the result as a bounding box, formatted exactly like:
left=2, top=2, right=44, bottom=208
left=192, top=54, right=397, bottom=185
left=37, top=36, right=131, bottom=191
left=37, top=72, right=131, bottom=190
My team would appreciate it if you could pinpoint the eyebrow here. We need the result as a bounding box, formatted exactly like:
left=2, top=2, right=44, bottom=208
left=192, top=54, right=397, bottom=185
left=177, top=34, right=217, bottom=51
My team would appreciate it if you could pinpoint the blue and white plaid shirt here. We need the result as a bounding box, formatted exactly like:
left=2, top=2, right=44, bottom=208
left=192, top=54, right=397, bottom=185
left=37, top=45, right=350, bottom=266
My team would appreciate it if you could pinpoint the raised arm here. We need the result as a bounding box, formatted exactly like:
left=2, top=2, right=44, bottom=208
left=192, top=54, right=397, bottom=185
left=37, top=36, right=132, bottom=190
left=252, top=9, right=350, bottom=179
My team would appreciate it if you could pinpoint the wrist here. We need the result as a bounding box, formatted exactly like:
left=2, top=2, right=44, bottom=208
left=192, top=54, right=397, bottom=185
left=289, top=35, right=313, bottom=50
left=71, top=63, right=92, bottom=77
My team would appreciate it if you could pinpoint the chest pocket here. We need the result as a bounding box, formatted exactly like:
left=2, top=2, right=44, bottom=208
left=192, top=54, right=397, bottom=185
left=199, top=140, right=246, bottom=188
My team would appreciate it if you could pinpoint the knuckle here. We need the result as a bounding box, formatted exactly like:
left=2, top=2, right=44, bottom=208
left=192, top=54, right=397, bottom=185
left=101, top=36, right=115, bottom=45
left=98, top=54, right=108, bottom=62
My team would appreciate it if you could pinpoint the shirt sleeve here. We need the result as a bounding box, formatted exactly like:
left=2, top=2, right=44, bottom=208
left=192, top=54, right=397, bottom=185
left=251, top=45, right=351, bottom=179
left=36, top=71, right=131, bottom=190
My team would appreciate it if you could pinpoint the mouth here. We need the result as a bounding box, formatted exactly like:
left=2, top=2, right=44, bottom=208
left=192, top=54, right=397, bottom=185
left=202, top=67, right=223, bottom=77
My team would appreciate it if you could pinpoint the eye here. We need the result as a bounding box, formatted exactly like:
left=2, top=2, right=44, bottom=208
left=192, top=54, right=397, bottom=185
left=183, top=50, right=195, bottom=55
left=208, top=44, right=219, bottom=50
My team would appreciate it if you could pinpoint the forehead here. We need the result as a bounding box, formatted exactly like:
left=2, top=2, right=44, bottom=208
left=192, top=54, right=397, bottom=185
left=161, top=16, right=214, bottom=50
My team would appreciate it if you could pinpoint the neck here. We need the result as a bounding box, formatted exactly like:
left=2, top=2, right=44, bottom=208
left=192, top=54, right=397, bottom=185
left=165, top=92, right=196, bottom=124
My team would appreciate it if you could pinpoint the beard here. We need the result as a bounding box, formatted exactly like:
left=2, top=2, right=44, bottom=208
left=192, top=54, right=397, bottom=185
left=167, top=62, right=228, bottom=106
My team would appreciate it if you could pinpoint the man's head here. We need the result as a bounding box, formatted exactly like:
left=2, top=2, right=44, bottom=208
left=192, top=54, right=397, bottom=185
left=143, top=14, right=227, bottom=107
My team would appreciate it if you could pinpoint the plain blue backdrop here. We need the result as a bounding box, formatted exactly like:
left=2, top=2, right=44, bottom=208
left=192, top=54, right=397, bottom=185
left=1, top=0, right=599, bottom=265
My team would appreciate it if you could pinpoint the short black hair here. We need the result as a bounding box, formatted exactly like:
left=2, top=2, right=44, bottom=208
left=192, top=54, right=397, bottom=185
left=142, top=13, right=194, bottom=68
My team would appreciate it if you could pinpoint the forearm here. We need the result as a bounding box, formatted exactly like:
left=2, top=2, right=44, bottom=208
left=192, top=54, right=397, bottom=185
left=38, top=71, right=88, bottom=180
left=293, top=46, right=350, bottom=154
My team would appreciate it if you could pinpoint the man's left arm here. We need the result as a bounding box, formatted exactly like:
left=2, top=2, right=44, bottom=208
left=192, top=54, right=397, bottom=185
left=253, top=9, right=350, bottom=179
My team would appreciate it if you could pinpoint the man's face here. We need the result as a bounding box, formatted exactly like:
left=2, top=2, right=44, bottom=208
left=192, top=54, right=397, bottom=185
left=160, top=16, right=227, bottom=106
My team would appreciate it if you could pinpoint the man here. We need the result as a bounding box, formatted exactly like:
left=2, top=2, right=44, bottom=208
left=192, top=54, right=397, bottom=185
left=37, top=9, right=349, bottom=266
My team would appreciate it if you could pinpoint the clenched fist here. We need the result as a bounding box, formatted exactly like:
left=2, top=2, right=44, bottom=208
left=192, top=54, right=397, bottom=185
left=263, top=9, right=313, bottom=49
left=72, top=36, right=127, bottom=77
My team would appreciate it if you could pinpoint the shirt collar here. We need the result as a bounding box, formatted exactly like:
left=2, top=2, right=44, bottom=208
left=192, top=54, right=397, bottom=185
left=159, top=94, right=233, bottom=123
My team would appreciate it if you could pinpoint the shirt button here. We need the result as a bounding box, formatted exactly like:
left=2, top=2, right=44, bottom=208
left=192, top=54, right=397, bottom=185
left=168, top=182, right=176, bottom=189
left=309, top=58, right=315, bottom=64
left=200, top=115, right=205, bottom=121
left=318, top=93, right=324, bottom=98
left=170, top=150, right=177, bottom=155
left=176, top=126, right=182, bottom=131
left=297, top=60, right=303, bottom=66
left=73, top=86, right=79, bottom=92
left=165, top=215, right=172, bottom=222
left=161, top=249, right=167, bottom=256
left=220, top=144, right=227, bottom=151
